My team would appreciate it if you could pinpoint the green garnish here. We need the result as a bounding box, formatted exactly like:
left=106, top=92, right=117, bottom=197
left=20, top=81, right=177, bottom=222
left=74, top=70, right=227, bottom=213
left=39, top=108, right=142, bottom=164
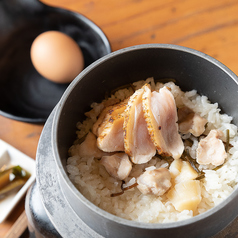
left=225, top=129, right=230, bottom=152
left=182, top=149, right=200, bottom=174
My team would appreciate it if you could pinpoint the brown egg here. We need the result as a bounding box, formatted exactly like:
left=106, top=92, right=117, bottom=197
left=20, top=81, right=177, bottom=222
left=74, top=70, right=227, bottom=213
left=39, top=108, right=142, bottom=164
left=30, top=31, right=84, bottom=84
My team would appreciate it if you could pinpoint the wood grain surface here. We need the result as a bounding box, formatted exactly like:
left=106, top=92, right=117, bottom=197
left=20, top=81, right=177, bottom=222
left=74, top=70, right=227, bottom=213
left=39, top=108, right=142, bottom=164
left=1, top=0, right=238, bottom=237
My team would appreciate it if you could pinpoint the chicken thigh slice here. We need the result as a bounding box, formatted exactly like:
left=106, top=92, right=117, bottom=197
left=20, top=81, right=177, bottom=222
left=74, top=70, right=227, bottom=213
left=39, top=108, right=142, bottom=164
left=92, top=105, right=114, bottom=136
left=97, top=113, right=125, bottom=152
left=93, top=99, right=128, bottom=136
left=96, top=100, right=128, bottom=152
left=124, top=87, right=156, bottom=164
left=142, top=85, right=184, bottom=159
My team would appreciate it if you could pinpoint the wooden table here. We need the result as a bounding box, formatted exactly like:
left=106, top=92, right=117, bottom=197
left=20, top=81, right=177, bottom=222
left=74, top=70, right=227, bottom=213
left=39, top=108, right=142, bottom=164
left=1, top=0, right=238, bottom=237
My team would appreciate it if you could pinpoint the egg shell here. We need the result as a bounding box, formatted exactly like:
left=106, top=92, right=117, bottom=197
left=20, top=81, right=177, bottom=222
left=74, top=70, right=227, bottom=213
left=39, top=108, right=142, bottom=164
left=30, top=31, right=84, bottom=84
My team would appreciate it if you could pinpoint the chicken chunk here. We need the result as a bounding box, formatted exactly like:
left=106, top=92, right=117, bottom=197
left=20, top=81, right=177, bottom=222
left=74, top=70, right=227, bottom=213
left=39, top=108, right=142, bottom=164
left=124, top=87, right=156, bottom=164
left=196, top=129, right=227, bottom=166
left=178, top=106, right=207, bottom=137
left=76, top=132, right=105, bottom=158
left=100, top=153, right=132, bottom=180
left=137, top=168, right=171, bottom=196
left=96, top=101, right=128, bottom=152
left=142, top=84, right=184, bottom=159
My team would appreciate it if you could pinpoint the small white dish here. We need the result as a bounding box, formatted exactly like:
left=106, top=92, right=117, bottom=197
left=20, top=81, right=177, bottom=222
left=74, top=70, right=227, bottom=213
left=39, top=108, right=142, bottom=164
left=0, top=139, right=36, bottom=223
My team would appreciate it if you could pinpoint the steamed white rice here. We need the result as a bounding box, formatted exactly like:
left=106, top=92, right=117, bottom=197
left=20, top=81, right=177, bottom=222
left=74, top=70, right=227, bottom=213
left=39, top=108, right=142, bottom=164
left=66, top=78, right=238, bottom=223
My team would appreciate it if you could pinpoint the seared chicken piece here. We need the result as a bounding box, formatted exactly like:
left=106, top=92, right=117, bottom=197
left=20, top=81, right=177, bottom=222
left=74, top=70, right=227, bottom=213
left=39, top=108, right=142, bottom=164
left=93, top=99, right=128, bottom=136
left=196, top=129, right=227, bottom=166
left=124, top=87, right=156, bottom=164
left=92, top=105, right=114, bottom=136
left=97, top=113, right=125, bottom=152
left=142, top=84, right=184, bottom=159
left=166, top=180, right=201, bottom=212
left=100, top=153, right=132, bottom=180
left=178, top=106, right=207, bottom=137
left=77, top=132, right=105, bottom=158
left=96, top=100, right=128, bottom=152
left=137, top=168, right=171, bottom=196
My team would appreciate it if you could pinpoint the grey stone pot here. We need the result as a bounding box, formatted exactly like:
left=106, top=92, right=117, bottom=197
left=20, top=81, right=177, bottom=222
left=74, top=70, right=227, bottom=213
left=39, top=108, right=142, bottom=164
left=37, top=44, right=238, bottom=238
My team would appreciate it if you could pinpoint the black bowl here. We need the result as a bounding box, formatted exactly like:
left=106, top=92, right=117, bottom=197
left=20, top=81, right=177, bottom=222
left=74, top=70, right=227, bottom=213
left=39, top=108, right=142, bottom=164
left=0, top=0, right=111, bottom=124
left=49, top=44, right=238, bottom=237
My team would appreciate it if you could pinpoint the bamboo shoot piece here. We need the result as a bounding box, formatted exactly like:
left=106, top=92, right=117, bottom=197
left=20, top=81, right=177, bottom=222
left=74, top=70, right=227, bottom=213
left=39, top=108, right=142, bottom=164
left=167, top=180, right=201, bottom=212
